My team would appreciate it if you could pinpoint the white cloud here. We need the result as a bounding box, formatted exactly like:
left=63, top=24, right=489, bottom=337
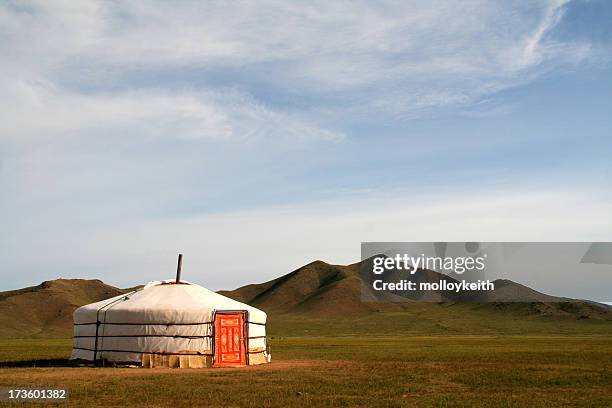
left=0, top=76, right=342, bottom=144
left=0, top=0, right=595, bottom=119
left=520, top=0, right=568, bottom=68
left=1, top=1, right=349, bottom=146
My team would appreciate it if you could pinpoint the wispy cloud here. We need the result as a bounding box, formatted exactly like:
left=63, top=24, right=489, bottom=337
left=0, top=77, right=343, bottom=144
left=0, top=0, right=596, bottom=127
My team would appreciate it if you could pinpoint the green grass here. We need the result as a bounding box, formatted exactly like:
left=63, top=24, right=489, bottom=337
left=267, top=307, right=612, bottom=337
left=0, top=338, right=70, bottom=363
left=0, top=335, right=610, bottom=407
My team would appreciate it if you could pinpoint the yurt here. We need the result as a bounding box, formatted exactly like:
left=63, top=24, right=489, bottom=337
left=70, top=256, right=270, bottom=368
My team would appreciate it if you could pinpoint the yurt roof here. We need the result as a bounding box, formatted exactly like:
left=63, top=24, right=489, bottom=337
left=73, top=279, right=266, bottom=325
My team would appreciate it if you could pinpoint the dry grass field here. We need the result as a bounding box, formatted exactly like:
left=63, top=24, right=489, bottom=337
left=1, top=273, right=611, bottom=406
left=1, top=335, right=611, bottom=407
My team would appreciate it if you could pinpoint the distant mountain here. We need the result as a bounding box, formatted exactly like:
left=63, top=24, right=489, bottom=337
left=0, top=279, right=132, bottom=338
left=219, top=260, right=376, bottom=315
left=220, top=259, right=612, bottom=319
left=485, top=279, right=564, bottom=302
left=0, top=260, right=610, bottom=338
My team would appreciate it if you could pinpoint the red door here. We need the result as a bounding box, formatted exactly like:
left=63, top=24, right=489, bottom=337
left=214, top=312, right=246, bottom=367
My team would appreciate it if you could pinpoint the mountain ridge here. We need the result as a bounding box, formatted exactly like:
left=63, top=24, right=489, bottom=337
left=1, top=259, right=610, bottom=338
left=0, top=279, right=133, bottom=338
left=219, top=259, right=611, bottom=318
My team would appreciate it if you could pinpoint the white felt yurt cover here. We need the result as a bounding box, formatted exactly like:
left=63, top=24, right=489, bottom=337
left=70, top=280, right=268, bottom=365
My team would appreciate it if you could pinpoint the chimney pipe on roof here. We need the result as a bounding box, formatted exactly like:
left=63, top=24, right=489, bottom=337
left=176, top=253, right=183, bottom=283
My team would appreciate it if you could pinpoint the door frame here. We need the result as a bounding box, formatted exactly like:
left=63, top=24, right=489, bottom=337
left=212, top=310, right=249, bottom=367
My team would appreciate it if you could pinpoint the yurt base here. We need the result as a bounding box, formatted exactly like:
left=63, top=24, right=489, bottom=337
left=141, top=350, right=268, bottom=368
left=142, top=353, right=213, bottom=368
left=70, top=351, right=269, bottom=368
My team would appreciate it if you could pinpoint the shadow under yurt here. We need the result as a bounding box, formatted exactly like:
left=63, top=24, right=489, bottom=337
left=70, top=254, right=270, bottom=368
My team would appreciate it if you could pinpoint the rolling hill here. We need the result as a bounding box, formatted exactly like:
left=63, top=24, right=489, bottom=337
left=220, top=259, right=612, bottom=319
left=0, top=279, right=132, bottom=338
left=0, top=259, right=610, bottom=338
left=219, top=260, right=371, bottom=315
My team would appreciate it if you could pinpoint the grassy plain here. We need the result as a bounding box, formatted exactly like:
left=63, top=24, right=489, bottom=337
left=268, top=304, right=612, bottom=337
left=1, top=333, right=611, bottom=407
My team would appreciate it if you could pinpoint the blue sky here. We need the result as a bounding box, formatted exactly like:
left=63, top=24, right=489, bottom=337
left=1, top=1, right=611, bottom=299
